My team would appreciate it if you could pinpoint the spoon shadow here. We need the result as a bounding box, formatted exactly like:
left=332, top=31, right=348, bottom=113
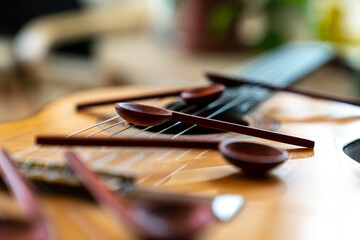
left=165, top=171, right=286, bottom=202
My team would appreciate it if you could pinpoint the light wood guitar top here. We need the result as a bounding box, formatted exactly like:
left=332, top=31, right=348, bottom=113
left=1, top=85, right=360, bottom=240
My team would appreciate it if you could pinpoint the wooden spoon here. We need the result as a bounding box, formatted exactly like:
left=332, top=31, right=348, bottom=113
left=115, top=102, right=314, bottom=148
left=76, top=84, right=225, bottom=110
left=64, top=150, right=215, bottom=239
left=38, top=136, right=289, bottom=175
left=206, top=72, right=360, bottom=107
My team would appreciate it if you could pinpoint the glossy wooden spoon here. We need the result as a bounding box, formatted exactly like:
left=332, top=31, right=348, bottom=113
left=76, top=84, right=225, bottom=110
left=115, top=102, right=314, bottom=148
left=206, top=72, right=360, bottom=107
left=38, top=136, right=289, bottom=175
left=64, top=150, right=215, bottom=239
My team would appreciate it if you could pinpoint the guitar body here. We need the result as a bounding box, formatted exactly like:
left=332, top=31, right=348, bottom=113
left=1, top=85, right=360, bottom=240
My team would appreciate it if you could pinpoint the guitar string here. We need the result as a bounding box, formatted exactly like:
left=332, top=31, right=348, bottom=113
left=67, top=116, right=120, bottom=137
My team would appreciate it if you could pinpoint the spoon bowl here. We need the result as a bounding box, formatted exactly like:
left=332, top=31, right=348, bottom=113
left=116, top=102, right=172, bottom=126
left=124, top=198, right=214, bottom=239
left=181, top=84, right=225, bottom=105
left=219, top=140, right=288, bottom=175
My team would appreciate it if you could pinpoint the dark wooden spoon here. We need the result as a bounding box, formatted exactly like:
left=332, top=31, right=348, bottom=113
left=115, top=102, right=314, bottom=148
left=76, top=84, right=225, bottom=110
left=38, top=136, right=289, bottom=174
left=180, top=83, right=225, bottom=105
left=206, top=72, right=360, bottom=107
left=219, top=139, right=288, bottom=175
left=64, top=150, right=215, bottom=239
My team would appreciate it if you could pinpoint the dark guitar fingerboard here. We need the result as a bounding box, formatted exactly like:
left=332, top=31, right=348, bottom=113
left=223, top=42, right=334, bottom=115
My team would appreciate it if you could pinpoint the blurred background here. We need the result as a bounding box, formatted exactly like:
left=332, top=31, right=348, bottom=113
left=0, top=0, right=359, bottom=121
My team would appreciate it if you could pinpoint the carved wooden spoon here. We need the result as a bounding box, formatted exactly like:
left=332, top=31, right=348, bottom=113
left=65, top=150, right=215, bottom=239
left=115, top=102, right=314, bottom=148
left=38, top=136, right=289, bottom=175
left=206, top=72, right=360, bottom=107
left=77, top=84, right=225, bottom=110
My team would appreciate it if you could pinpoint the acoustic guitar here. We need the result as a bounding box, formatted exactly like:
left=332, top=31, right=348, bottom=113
left=1, top=42, right=360, bottom=240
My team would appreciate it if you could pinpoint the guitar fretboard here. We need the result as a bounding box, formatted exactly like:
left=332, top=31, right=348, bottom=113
left=226, top=42, right=334, bottom=115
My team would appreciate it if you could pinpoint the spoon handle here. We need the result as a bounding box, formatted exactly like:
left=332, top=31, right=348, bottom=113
left=0, top=149, right=40, bottom=219
left=76, top=89, right=183, bottom=110
left=37, top=136, right=220, bottom=149
left=0, top=149, right=50, bottom=240
left=64, top=151, right=126, bottom=220
left=171, top=112, right=314, bottom=148
left=206, top=72, right=360, bottom=107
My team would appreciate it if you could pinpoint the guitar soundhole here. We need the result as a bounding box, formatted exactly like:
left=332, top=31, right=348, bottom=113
left=344, top=139, right=360, bottom=163
left=133, top=101, right=249, bottom=135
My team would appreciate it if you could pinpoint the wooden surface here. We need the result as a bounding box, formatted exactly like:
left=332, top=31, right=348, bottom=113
left=1, top=85, right=360, bottom=239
